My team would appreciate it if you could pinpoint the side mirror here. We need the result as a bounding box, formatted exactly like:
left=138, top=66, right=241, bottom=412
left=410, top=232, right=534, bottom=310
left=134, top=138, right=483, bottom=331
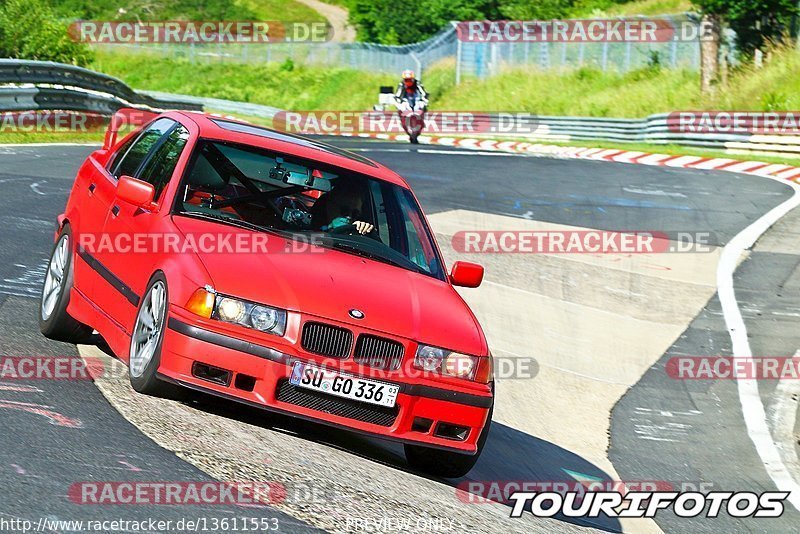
left=117, top=175, right=155, bottom=209
left=450, top=261, right=484, bottom=288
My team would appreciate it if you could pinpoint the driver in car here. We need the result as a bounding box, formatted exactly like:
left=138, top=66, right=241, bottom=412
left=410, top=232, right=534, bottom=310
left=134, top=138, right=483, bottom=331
left=311, top=179, right=374, bottom=235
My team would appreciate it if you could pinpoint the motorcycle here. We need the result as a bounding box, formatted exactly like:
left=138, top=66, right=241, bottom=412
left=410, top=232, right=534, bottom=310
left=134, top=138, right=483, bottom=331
left=394, top=98, right=426, bottom=144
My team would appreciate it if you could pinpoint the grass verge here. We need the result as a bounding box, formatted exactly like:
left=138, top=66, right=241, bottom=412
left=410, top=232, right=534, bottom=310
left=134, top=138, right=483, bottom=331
left=91, top=50, right=393, bottom=110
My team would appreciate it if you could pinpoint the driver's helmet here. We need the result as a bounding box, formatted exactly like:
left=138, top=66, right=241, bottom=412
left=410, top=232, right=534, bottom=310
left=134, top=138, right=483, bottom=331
left=402, top=69, right=415, bottom=86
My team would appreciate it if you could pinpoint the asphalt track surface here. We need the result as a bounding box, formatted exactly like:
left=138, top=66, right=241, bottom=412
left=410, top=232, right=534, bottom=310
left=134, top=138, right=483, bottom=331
left=0, top=138, right=798, bottom=533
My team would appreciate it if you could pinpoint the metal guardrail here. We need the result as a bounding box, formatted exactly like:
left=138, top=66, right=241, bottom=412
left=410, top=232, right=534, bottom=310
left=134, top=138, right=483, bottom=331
left=138, top=90, right=280, bottom=119
left=0, top=59, right=202, bottom=112
left=0, top=62, right=795, bottom=158
left=442, top=113, right=800, bottom=155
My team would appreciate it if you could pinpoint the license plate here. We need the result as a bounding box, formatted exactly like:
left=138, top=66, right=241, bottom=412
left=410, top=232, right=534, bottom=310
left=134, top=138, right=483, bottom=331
left=289, top=362, right=399, bottom=408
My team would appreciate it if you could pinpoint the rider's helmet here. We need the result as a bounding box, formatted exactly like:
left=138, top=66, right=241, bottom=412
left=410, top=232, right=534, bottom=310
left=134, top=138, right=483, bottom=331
left=402, top=69, right=416, bottom=87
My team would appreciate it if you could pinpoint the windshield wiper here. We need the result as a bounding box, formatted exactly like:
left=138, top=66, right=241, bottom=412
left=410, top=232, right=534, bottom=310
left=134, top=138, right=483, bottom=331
left=330, top=241, right=425, bottom=274
left=177, top=211, right=280, bottom=235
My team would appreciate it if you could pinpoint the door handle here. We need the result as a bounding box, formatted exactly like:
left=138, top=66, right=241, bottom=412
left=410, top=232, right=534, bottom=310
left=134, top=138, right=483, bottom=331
left=111, top=205, right=120, bottom=217
left=88, top=183, right=96, bottom=194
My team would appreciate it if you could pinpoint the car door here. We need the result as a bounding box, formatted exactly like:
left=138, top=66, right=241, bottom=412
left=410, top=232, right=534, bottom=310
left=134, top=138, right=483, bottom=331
left=93, top=118, right=190, bottom=332
left=70, top=131, right=143, bottom=300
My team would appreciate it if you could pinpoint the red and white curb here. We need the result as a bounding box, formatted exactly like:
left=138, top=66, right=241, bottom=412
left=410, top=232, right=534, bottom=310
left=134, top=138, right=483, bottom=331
left=339, top=132, right=800, bottom=184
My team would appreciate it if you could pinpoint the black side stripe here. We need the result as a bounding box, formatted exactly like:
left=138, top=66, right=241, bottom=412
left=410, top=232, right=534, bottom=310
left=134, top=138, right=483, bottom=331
left=167, top=318, right=290, bottom=364
left=76, top=246, right=140, bottom=307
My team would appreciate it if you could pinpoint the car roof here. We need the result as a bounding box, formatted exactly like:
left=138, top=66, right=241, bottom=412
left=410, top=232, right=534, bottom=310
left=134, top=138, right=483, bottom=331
left=172, top=111, right=411, bottom=188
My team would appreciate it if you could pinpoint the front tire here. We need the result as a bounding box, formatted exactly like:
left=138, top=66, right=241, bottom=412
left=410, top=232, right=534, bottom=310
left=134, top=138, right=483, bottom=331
left=404, top=405, right=493, bottom=478
left=39, top=225, right=93, bottom=343
left=128, top=273, right=180, bottom=398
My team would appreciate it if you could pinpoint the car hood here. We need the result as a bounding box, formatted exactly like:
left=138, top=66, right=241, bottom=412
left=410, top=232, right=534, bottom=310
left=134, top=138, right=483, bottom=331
left=172, top=216, right=487, bottom=355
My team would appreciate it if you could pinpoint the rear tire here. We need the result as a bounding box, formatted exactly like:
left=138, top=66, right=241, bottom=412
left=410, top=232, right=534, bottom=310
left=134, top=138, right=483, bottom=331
left=39, top=225, right=93, bottom=343
left=128, top=273, right=183, bottom=399
left=405, top=405, right=493, bottom=478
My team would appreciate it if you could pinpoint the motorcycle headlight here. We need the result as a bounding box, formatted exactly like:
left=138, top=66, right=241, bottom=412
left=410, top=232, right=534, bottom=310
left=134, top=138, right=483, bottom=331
left=414, top=344, right=488, bottom=382
left=212, top=294, right=287, bottom=336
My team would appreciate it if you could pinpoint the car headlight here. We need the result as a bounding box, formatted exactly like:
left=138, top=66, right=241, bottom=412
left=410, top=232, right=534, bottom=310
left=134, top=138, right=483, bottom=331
left=414, top=344, right=492, bottom=383
left=212, top=294, right=287, bottom=336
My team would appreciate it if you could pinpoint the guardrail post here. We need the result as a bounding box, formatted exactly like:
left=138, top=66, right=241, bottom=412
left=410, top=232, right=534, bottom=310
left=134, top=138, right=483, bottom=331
left=410, top=52, right=422, bottom=79
left=455, top=39, right=462, bottom=84
left=670, top=39, right=678, bottom=67
left=625, top=41, right=631, bottom=71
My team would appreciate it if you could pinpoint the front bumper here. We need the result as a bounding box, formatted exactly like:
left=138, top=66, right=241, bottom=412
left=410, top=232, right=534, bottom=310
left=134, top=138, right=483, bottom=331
left=158, top=308, right=493, bottom=454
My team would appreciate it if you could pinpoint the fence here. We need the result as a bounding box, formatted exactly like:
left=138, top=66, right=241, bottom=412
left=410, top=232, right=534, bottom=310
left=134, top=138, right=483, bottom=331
left=455, top=30, right=701, bottom=81
left=96, top=26, right=457, bottom=80
left=92, top=15, right=706, bottom=83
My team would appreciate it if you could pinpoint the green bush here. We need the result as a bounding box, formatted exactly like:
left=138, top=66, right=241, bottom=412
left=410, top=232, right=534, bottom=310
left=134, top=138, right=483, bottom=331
left=0, top=0, right=93, bottom=65
left=46, top=0, right=324, bottom=23
left=351, top=0, right=501, bottom=44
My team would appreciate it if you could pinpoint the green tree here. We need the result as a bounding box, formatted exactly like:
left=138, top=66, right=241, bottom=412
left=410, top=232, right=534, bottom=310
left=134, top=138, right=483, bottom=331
left=694, top=0, right=798, bottom=57
left=692, top=0, right=799, bottom=94
left=498, top=0, right=576, bottom=19
left=0, top=0, right=93, bottom=65
left=351, top=0, right=502, bottom=44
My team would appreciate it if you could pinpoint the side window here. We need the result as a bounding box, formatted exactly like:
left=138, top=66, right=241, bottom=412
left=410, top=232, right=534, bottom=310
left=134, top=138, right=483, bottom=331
left=112, top=118, right=175, bottom=179
left=107, top=134, right=136, bottom=176
left=138, top=125, right=190, bottom=201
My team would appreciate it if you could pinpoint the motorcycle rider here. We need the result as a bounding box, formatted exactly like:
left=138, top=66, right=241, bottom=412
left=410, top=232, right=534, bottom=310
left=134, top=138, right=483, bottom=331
left=394, top=70, right=428, bottom=143
left=394, top=70, right=428, bottom=112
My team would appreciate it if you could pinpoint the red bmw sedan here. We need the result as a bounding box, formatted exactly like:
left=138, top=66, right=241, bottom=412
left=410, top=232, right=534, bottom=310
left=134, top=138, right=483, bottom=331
left=40, top=110, right=493, bottom=477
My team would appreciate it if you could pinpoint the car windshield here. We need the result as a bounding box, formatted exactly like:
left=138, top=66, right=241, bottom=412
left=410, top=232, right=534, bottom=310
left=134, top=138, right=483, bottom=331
left=175, top=140, right=446, bottom=280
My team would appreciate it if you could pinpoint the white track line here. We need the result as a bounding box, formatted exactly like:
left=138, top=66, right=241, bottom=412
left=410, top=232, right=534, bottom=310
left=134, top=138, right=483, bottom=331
left=718, top=174, right=800, bottom=510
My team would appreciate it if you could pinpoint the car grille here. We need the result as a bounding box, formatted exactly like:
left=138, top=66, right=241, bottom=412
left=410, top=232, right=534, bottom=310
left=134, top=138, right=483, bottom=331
left=301, top=322, right=353, bottom=358
left=275, top=380, right=399, bottom=427
left=353, top=334, right=405, bottom=371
